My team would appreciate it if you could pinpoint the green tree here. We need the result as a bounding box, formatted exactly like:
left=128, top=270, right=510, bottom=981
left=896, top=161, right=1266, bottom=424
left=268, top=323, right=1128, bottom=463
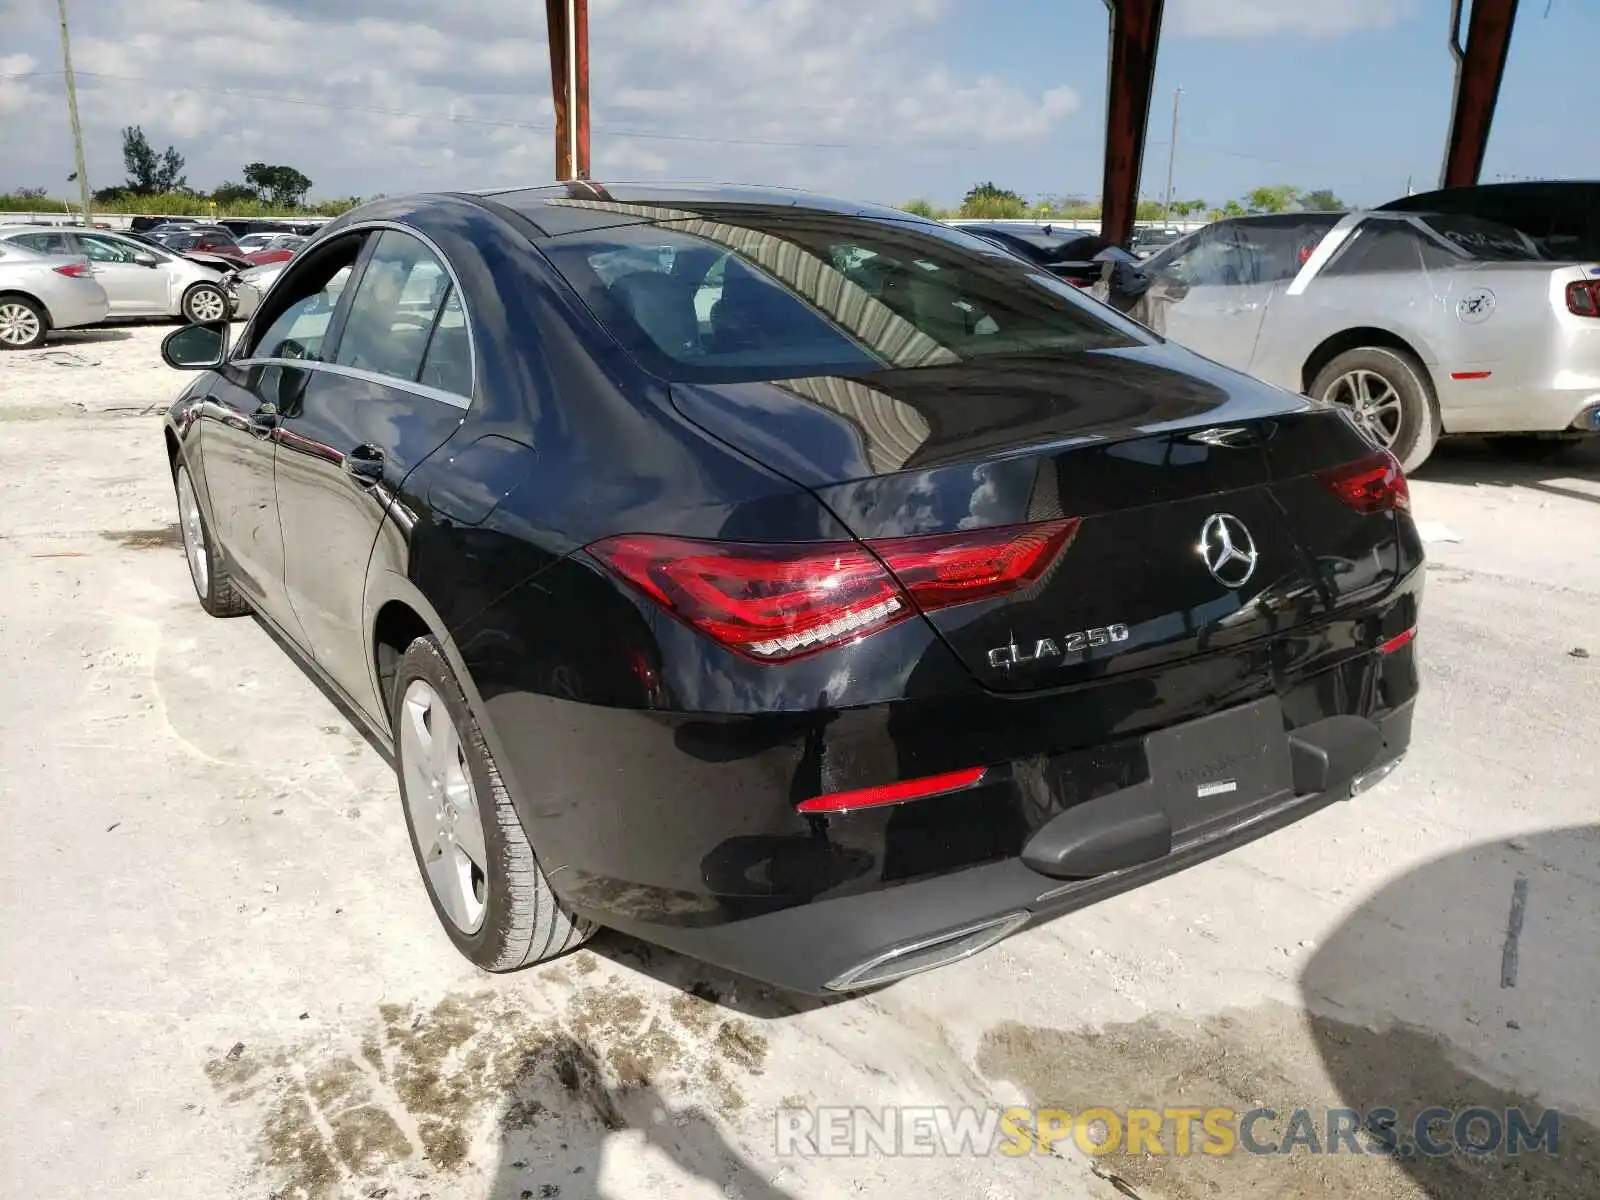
left=211, top=181, right=259, bottom=207
left=121, top=126, right=186, bottom=194
left=1244, top=184, right=1301, bottom=214
left=899, top=198, right=939, bottom=218
left=1170, top=198, right=1208, bottom=218
left=1301, top=188, right=1346, bottom=212
left=959, top=181, right=1027, bottom=219
left=243, top=162, right=314, bottom=208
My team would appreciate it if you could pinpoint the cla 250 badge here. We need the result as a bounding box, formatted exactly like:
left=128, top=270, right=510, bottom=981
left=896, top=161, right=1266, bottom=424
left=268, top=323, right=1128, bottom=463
left=987, top=624, right=1131, bottom=670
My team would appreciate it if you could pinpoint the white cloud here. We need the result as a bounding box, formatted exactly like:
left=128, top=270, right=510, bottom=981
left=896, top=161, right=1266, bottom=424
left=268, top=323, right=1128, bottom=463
left=0, top=0, right=1079, bottom=202
left=1169, top=0, right=1417, bottom=38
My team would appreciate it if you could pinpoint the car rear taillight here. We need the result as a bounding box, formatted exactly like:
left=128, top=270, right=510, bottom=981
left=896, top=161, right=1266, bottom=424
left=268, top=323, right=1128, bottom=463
left=1566, top=280, right=1600, bottom=317
left=1314, top=449, right=1409, bottom=515
left=53, top=262, right=92, bottom=278
left=587, top=518, right=1081, bottom=662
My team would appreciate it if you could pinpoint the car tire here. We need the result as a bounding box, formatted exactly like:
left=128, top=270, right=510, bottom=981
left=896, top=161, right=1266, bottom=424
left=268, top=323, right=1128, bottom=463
left=180, top=282, right=228, bottom=325
left=173, top=461, right=250, bottom=617
left=1485, top=434, right=1584, bottom=463
left=1310, top=346, right=1440, bottom=473
left=0, top=294, right=49, bottom=350
left=391, top=635, right=595, bottom=972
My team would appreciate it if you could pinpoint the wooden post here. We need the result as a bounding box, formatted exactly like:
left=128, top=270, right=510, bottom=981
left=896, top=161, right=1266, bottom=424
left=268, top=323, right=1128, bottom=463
left=1100, top=0, right=1165, bottom=249
left=1441, top=0, right=1520, bottom=189
left=546, top=0, right=591, bottom=181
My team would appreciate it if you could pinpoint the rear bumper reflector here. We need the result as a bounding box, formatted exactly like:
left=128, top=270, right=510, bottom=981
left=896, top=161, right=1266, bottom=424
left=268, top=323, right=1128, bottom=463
left=1450, top=371, right=1492, bottom=380
left=1380, top=627, right=1417, bottom=655
left=797, top=766, right=988, bottom=815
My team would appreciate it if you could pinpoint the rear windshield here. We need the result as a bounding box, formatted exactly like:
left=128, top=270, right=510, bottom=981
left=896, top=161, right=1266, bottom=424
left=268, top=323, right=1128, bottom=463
left=538, top=214, right=1149, bottom=383
left=1415, top=214, right=1546, bottom=261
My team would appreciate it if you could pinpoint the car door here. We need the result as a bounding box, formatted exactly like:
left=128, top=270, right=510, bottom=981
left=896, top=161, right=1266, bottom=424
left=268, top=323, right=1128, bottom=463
left=75, top=233, right=171, bottom=315
left=1147, top=221, right=1269, bottom=369
left=198, top=237, right=368, bottom=633
left=274, top=227, right=473, bottom=720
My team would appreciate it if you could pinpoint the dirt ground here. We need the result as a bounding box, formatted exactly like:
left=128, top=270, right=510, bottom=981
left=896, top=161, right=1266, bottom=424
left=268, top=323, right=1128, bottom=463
left=1, top=324, right=1596, bottom=1200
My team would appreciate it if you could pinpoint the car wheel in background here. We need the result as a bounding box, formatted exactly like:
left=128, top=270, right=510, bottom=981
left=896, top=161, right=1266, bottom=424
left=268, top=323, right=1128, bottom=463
left=390, top=636, right=595, bottom=971
left=180, top=282, right=228, bottom=324
left=1484, top=434, right=1585, bottom=462
left=1311, top=346, right=1440, bottom=473
left=0, top=295, right=48, bottom=350
left=173, top=461, right=250, bottom=617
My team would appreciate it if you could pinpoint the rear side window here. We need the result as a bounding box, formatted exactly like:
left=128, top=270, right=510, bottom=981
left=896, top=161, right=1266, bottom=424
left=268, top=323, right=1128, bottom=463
left=539, top=215, right=1144, bottom=383
left=1321, top=223, right=1444, bottom=276
left=1417, top=214, right=1546, bottom=261
left=8, top=231, right=72, bottom=255
left=335, top=231, right=455, bottom=384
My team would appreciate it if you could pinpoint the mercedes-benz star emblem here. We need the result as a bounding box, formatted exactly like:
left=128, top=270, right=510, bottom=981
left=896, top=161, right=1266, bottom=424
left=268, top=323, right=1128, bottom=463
left=1199, top=513, right=1258, bottom=589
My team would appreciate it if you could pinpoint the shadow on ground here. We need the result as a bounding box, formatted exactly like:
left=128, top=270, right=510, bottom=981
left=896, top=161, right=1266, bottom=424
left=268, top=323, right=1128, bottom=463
left=483, top=1033, right=797, bottom=1200
left=1411, top=437, right=1600, bottom=500
left=975, top=826, right=1599, bottom=1199
left=1300, top=824, right=1600, bottom=1198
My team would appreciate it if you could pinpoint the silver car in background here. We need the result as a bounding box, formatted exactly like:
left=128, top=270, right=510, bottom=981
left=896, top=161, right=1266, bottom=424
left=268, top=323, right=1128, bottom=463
left=1143, top=211, right=1600, bottom=469
left=0, top=240, right=110, bottom=349
left=0, top=225, right=231, bottom=325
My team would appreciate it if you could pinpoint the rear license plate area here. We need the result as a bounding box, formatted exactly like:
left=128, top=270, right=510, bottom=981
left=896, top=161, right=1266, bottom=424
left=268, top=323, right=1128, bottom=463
left=1143, top=696, right=1294, bottom=835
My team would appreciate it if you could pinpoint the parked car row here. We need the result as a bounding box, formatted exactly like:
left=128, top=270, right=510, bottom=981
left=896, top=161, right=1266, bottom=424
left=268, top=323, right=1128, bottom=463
left=0, top=221, right=308, bottom=349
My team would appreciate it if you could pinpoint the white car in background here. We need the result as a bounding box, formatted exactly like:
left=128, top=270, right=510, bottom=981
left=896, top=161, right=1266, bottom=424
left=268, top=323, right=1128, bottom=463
left=0, top=240, right=110, bottom=349
left=0, top=225, right=231, bottom=324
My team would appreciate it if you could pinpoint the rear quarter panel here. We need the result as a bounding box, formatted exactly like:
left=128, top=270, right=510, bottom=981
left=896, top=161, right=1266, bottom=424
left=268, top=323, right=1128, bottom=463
left=1252, top=275, right=1446, bottom=394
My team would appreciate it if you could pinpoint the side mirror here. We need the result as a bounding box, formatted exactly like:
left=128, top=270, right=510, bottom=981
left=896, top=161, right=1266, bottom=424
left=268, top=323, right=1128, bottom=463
left=133, top=253, right=159, bottom=268
left=162, top=321, right=228, bottom=370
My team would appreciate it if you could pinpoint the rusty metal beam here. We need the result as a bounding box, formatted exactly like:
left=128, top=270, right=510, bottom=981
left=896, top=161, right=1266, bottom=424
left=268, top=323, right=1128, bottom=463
left=1100, top=0, right=1165, bottom=248
left=1441, top=0, right=1519, bottom=189
left=546, top=0, right=591, bottom=180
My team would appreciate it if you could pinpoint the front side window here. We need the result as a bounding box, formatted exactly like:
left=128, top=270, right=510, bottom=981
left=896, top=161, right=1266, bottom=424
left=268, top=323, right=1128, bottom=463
left=78, top=234, right=142, bottom=264
left=246, top=239, right=363, bottom=362
left=334, top=230, right=456, bottom=384
left=1151, top=224, right=1247, bottom=287
left=539, top=214, right=1145, bottom=383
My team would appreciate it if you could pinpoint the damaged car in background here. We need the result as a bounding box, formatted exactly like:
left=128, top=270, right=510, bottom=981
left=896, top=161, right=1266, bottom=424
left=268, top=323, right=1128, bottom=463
left=1139, top=210, right=1600, bottom=470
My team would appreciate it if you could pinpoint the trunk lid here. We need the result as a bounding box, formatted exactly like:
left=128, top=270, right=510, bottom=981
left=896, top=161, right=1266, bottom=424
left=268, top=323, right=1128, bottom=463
left=671, top=344, right=1407, bottom=692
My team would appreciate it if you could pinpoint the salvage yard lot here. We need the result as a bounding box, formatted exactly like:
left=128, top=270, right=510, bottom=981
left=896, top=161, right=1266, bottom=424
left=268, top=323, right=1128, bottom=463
left=2, top=325, right=1597, bottom=1200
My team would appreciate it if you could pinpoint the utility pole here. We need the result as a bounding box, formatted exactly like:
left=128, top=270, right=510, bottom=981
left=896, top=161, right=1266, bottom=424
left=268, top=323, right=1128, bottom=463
left=55, top=0, right=93, bottom=227
left=1162, top=84, right=1182, bottom=227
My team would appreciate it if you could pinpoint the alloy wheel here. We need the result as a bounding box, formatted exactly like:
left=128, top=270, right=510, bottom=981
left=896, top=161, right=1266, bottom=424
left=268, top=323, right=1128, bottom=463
left=186, top=287, right=227, bottom=323
left=1323, top=368, right=1403, bottom=448
left=174, top=467, right=210, bottom=598
left=399, top=679, right=489, bottom=934
left=0, top=302, right=42, bottom=347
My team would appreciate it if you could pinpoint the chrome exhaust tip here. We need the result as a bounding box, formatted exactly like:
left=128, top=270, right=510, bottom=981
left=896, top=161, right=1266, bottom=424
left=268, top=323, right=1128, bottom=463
left=824, top=911, right=1031, bottom=992
left=1350, top=753, right=1405, bottom=797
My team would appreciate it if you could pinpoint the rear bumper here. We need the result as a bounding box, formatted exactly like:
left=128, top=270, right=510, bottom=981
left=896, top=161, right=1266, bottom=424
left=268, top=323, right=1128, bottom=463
left=1436, top=377, right=1600, bottom=434
left=591, top=698, right=1413, bottom=994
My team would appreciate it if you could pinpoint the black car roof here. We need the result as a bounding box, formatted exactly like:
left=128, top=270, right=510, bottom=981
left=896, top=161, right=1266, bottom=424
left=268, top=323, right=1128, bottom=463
left=472, top=180, right=934, bottom=237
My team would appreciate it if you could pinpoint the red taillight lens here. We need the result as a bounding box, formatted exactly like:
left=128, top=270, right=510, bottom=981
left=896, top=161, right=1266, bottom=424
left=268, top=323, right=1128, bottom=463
left=797, top=766, right=989, bottom=815
left=587, top=518, right=1080, bottom=662
left=1566, top=280, right=1600, bottom=317
left=1314, top=449, right=1409, bottom=515
left=53, top=262, right=91, bottom=278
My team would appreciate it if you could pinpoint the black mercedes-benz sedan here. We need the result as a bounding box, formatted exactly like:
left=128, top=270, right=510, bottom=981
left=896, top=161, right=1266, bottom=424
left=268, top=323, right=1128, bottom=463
left=158, top=182, right=1422, bottom=994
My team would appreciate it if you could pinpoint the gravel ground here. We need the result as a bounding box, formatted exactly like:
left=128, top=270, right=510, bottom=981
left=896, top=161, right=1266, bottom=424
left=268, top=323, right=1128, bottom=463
left=1, top=325, right=1596, bottom=1200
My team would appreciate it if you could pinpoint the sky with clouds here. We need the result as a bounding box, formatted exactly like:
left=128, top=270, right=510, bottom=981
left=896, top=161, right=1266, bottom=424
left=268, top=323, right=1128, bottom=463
left=1, top=0, right=1596, bottom=210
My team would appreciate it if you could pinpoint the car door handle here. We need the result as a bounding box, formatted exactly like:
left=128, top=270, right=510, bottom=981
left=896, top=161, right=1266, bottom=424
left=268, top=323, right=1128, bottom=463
left=344, top=443, right=385, bottom=486
left=247, top=403, right=279, bottom=436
